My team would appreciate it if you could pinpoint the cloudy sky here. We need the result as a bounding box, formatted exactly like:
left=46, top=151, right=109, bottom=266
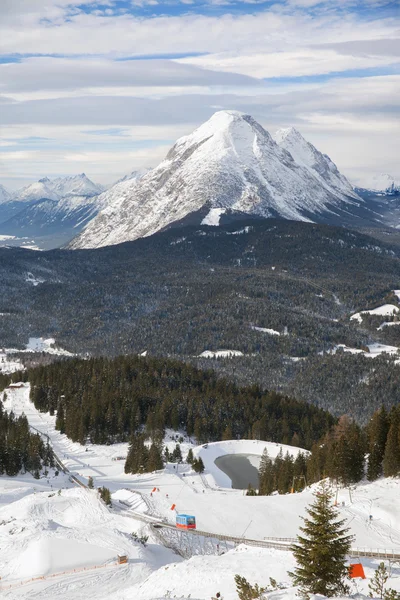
left=0, top=0, right=399, bottom=190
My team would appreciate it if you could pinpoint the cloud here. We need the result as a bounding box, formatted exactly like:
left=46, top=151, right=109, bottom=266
left=0, top=56, right=262, bottom=95
left=0, top=0, right=399, bottom=188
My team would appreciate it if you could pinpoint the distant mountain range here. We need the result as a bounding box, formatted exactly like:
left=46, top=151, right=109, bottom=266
left=0, top=174, right=106, bottom=249
left=355, top=173, right=400, bottom=195
left=1, top=111, right=399, bottom=250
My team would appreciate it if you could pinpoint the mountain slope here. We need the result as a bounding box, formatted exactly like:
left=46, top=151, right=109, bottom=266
left=273, top=127, right=359, bottom=200
left=70, top=110, right=370, bottom=250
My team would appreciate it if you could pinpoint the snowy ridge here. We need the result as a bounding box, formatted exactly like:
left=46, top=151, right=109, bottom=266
left=15, top=180, right=59, bottom=202
left=70, top=110, right=365, bottom=250
left=273, top=127, right=359, bottom=201
left=40, top=173, right=104, bottom=198
left=12, top=174, right=104, bottom=202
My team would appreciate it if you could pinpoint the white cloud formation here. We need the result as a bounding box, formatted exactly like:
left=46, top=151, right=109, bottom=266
left=0, top=0, right=398, bottom=188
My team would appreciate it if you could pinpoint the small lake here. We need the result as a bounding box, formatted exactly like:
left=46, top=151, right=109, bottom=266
left=215, top=453, right=260, bottom=490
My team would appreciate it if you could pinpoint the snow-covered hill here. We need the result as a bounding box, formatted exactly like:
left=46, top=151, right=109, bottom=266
left=70, top=110, right=368, bottom=250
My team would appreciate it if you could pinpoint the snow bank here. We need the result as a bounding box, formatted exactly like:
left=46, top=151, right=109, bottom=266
left=8, top=537, right=115, bottom=579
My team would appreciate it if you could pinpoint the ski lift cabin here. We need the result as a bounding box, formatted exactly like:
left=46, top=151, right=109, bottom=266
left=176, top=514, right=196, bottom=530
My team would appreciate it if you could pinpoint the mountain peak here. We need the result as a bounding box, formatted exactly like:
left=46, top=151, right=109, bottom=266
left=274, top=125, right=359, bottom=201
left=274, top=127, right=303, bottom=144
left=71, top=111, right=365, bottom=250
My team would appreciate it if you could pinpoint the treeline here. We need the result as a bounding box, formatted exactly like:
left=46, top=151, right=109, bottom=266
left=258, top=406, right=400, bottom=495
left=0, top=395, right=54, bottom=477
left=28, top=355, right=335, bottom=449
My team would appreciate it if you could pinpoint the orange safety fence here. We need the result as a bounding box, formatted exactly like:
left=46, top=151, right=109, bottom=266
left=0, top=558, right=128, bottom=591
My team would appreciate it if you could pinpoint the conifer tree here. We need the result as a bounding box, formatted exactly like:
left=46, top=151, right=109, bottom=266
left=186, top=448, right=194, bottom=464
left=290, top=482, right=353, bottom=598
left=147, top=442, right=163, bottom=471
left=367, top=408, right=389, bottom=481
left=383, top=409, right=400, bottom=477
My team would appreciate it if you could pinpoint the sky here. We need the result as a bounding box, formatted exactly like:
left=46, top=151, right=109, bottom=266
left=0, top=0, right=399, bottom=190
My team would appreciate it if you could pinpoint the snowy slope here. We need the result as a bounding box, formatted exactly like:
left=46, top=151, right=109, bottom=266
left=274, top=127, right=360, bottom=201
left=70, top=110, right=366, bottom=249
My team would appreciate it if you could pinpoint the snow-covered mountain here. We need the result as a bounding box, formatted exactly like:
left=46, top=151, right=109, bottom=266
left=356, top=173, right=400, bottom=195
left=273, top=127, right=359, bottom=201
left=42, top=173, right=104, bottom=198
left=15, top=179, right=59, bottom=203
left=0, top=174, right=106, bottom=249
left=70, top=110, right=369, bottom=250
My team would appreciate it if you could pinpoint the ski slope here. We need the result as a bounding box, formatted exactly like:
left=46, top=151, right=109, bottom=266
left=1, top=384, right=400, bottom=599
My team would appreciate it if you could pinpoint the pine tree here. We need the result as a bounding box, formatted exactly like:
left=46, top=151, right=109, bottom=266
left=369, top=562, right=389, bottom=599
left=234, top=575, right=266, bottom=599
left=367, top=408, right=389, bottom=481
left=383, top=409, right=400, bottom=477
left=290, top=481, right=354, bottom=598
left=186, top=448, right=194, bottom=464
left=369, top=562, right=400, bottom=600
left=147, top=442, right=163, bottom=471
left=88, top=476, right=94, bottom=489
left=193, top=457, right=205, bottom=473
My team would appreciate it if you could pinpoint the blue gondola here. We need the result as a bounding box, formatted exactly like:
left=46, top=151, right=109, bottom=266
left=176, top=514, right=196, bottom=529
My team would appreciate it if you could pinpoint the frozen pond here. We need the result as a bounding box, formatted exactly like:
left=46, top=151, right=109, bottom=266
left=214, top=453, right=260, bottom=490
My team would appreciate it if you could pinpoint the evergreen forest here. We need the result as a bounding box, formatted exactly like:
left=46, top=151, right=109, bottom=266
left=28, top=354, right=335, bottom=448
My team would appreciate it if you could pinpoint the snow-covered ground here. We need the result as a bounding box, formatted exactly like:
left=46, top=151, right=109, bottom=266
left=350, top=304, right=399, bottom=323
left=1, top=384, right=400, bottom=600
left=0, top=337, right=74, bottom=374
left=327, top=343, right=400, bottom=358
